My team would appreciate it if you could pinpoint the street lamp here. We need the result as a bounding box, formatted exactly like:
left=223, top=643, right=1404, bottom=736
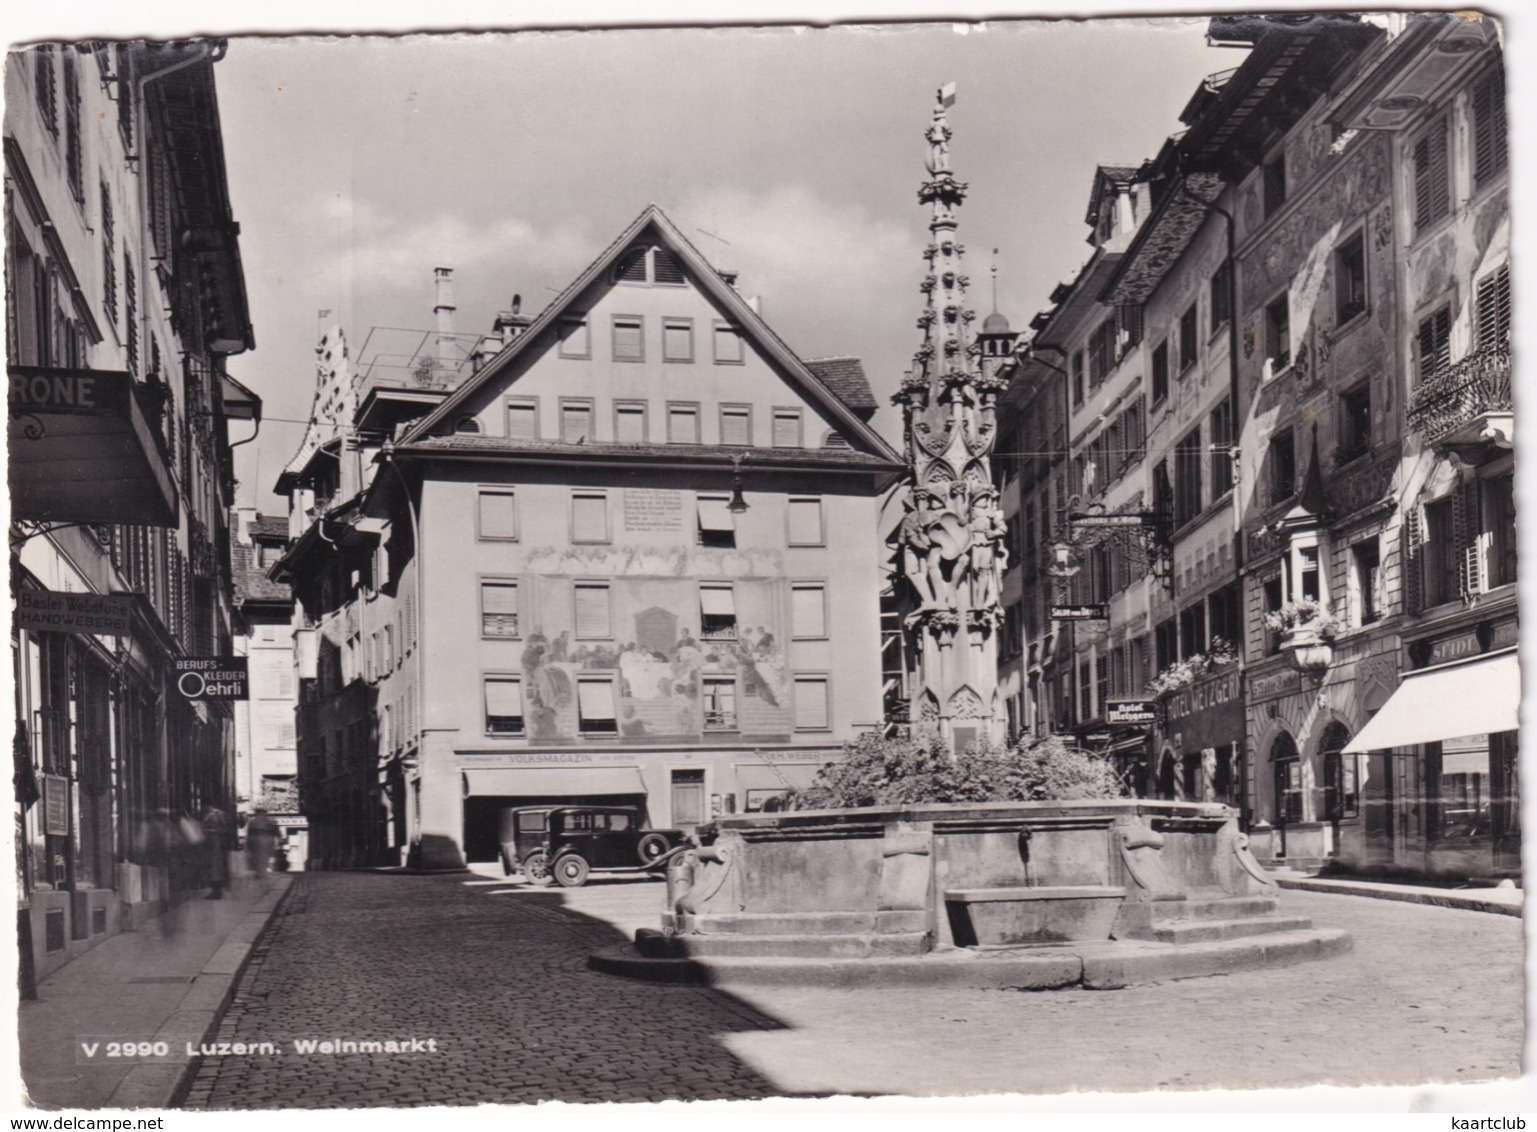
left=728, top=453, right=749, bottom=514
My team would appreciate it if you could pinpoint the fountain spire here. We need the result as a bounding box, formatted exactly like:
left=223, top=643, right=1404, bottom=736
left=893, top=84, right=1009, bottom=753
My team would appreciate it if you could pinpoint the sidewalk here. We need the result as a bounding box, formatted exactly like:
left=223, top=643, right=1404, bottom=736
left=17, top=874, right=292, bottom=1111
left=1271, top=872, right=1522, bottom=917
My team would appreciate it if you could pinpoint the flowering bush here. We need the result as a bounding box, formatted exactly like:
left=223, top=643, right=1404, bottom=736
left=787, top=730, right=1124, bottom=810
left=1262, top=597, right=1340, bottom=637
left=1144, top=637, right=1237, bottom=698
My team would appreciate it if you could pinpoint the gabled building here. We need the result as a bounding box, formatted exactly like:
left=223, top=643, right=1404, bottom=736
left=8, top=40, right=256, bottom=982
left=274, top=205, right=904, bottom=869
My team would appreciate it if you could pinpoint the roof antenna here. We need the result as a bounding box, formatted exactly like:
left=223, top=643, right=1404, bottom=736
left=991, top=248, right=1000, bottom=315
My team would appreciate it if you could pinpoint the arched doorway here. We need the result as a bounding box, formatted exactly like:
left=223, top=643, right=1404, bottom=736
left=1271, top=731, right=1301, bottom=823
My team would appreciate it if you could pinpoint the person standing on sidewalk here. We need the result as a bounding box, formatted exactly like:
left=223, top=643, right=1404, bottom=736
left=202, top=805, right=231, bottom=899
left=245, top=808, right=281, bottom=884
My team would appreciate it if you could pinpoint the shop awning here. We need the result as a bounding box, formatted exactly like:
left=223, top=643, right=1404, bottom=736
left=462, top=766, right=645, bottom=798
left=8, top=366, right=178, bottom=527
left=1343, top=650, right=1519, bottom=754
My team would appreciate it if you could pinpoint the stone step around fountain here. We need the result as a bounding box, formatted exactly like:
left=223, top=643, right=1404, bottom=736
left=1148, top=914, right=1315, bottom=945
left=1146, top=895, right=1280, bottom=921
left=637, top=926, right=930, bottom=960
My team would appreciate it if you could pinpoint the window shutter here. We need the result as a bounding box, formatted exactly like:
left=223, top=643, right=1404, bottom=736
left=1476, top=265, right=1511, bottom=348
left=615, top=405, right=646, bottom=443
left=699, top=584, right=736, bottom=618
left=561, top=404, right=591, bottom=443
left=1473, top=68, right=1507, bottom=186
left=616, top=249, right=648, bottom=282
left=787, top=497, right=823, bottom=545
left=507, top=402, right=537, bottom=440
left=793, top=676, right=829, bottom=730
left=572, top=493, right=608, bottom=542
left=612, top=318, right=644, bottom=361
left=1402, top=505, right=1424, bottom=615
left=772, top=410, right=801, bottom=448
left=667, top=406, right=699, bottom=444
left=651, top=248, right=685, bottom=285
left=481, top=582, right=518, bottom=636
left=1414, top=122, right=1449, bottom=231
left=1462, top=543, right=1485, bottom=600
left=574, top=583, right=611, bottom=638
left=478, top=491, right=517, bottom=539
left=791, top=584, right=826, bottom=638
left=485, top=678, right=523, bottom=722
left=721, top=408, right=750, bottom=445
left=578, top=678, right=616, bottom=721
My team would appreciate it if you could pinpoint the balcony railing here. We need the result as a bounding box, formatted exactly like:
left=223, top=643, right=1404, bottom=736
left=1408, top=343, right=1512, bottom=444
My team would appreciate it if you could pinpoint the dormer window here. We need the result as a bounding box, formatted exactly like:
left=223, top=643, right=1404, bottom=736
left=613, top=245, right=686, bottom=287
left=455, top=416, right=481, bottom=434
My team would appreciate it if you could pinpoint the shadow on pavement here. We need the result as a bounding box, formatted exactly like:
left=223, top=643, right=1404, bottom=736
left=185, top=870, right=798, bottom=1108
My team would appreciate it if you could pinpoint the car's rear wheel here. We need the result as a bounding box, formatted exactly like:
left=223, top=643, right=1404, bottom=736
left=553, top=854, right=590, bottom=888
left=522, top=851, right=552, bottom=886
left=636, top=833, right=671, bottom=865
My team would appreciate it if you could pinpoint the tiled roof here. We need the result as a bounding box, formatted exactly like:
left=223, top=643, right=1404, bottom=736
left=804, top=356, right=878, bottom=418
left=249, top=515, right=288, bottom=539
left=232, top=542, right=291, bottom=606
left=402, top=434, right=903, bottom=470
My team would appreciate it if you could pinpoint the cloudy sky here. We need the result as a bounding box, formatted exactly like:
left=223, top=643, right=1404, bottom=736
left=208, top=17, right=1241, bottom=511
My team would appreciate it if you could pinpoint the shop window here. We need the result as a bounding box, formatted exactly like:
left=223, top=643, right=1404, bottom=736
left=1334, top=231, right=1367, bottom=325
left=720, top=405, right=751, bottom=446
left=576, top=677, right=618, bottom=736
left=557, top=317, right=590, bottom=358
left=1413, top=117, right=1451, bottom=233
left=1472, top=67, right=1508, bottom=187
left=1434, top=735, right=1491, bottom=841
left=696, top=493, right=736, bottom=548
left=1271, top=732, right=1302, bottom=824
left=713, top=321, right=744, bottom=364
left=1321, top=724, right=1358, bottom=821
left=574, top=582, right=612, bottom=639
left=663, top=318, right=694, bottom=363
left=560, top=399, right=593, bottom=444
left=614, top=401, right=647, bottom=444
left=1416, top=305, right=1452, bottom=383
left=702, top=675, right=737, bottom=730
left=481, top=581, right=519, bottom=638
left=1269, top=430, right=1296, bottom=505
left=699, top=583, right=737, bottom=640
left=506, top=399, right=538, bottom=440
left=484, top=676, right=524, bottom=736
left=477, top=489, right=518, bottom=540
left=1351, top=539, right=1381, bottom=626
left=1338, top=382, right=1371, bottom=462
left=612, top=316, right=644, bottom=362
left=793, top=675, right=830, bottom=731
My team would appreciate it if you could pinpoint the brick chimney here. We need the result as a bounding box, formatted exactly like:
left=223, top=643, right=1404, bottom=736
left=433, top=267, right=456, bottom=373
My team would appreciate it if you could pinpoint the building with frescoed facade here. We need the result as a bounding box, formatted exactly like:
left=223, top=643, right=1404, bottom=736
left=8, top=40, right=255, bottom=983
left=274, top=206, right=902, bottom=869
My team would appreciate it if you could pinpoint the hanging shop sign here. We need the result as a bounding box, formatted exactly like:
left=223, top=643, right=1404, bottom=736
left=1106, top=699, right=1158, bottom=726
left=1051, top=604, right=1107, bottom=621
left=42, top=774, right=70, bottom=836
left=174, top=657, right=249, bottom=701
left=1069, top=512, right=1165, bottom=528
left=1164, top=668, right=1244, bottom=751
left=16, top=590, right=136, bottom=636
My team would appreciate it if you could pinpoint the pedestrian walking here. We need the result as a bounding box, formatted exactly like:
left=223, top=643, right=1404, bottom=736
left=245, top=808, right=281, bottom=883
left=201, top=805, right=231, bottom=899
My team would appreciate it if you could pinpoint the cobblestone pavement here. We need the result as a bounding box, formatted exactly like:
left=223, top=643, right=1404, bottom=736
left=183, top=872, right=784, bottom=1108
left=185, top=873, right=1523, bottom=1106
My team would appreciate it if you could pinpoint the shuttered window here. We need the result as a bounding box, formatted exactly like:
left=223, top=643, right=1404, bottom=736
left=667, top=403, right=700, bottom=444
left=791, top=583, right=827, bottom=639
left=1476, top=265, right=1511, bottom=348
left=696, top=494, right=735, bottom=547
left=663, top=319, right=693, bottom=362
left=507, top=400, right=538, bottom=440
left=714, top=322, right=744, bottom=364
left=484, top=677, right=524, bottom=736
left=571, top=492, right=608, bottom=543
left=793, top=675, right=830, bottom=731
left=612, top=316, right=644, bottom=361
left=577, top=678, right=618, bottom=734
left=1417, top=305, right=1452, bottom=382
left=478, top=490, right=517, bottom=540
left=652, top=248, right=685, bottom=285
left=574, top=582, right=611, bottom=638
left=720, top=406, right=751, bottom=445
left=787, top=497, right=824, bottom=546
left=481, top=582, right=519, bottom=638
left=1472, top=67, right=1507, bottom=187
left=614, top=402, right=647, bottom=443
left=557, top=318, right=590, bottom=358
left=699, top=584, right=737, bottom=639
left=560, top=401, right=592, bottom=443
left=1413, top=119, right=1450, bottom=233
left=772, top=408, right=802, bottom=448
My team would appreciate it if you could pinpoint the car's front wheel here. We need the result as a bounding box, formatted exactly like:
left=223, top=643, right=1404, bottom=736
left=522, top=851, right=553, bottom=886
left=636, top=833, right=671, bottom=865
left=553, top=854, right=590, bottom=888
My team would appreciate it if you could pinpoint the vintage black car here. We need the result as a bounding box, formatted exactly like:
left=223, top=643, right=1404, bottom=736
left=497, top=806, right=557, bottom=877
left=520, top=806, right=689, bottom=888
